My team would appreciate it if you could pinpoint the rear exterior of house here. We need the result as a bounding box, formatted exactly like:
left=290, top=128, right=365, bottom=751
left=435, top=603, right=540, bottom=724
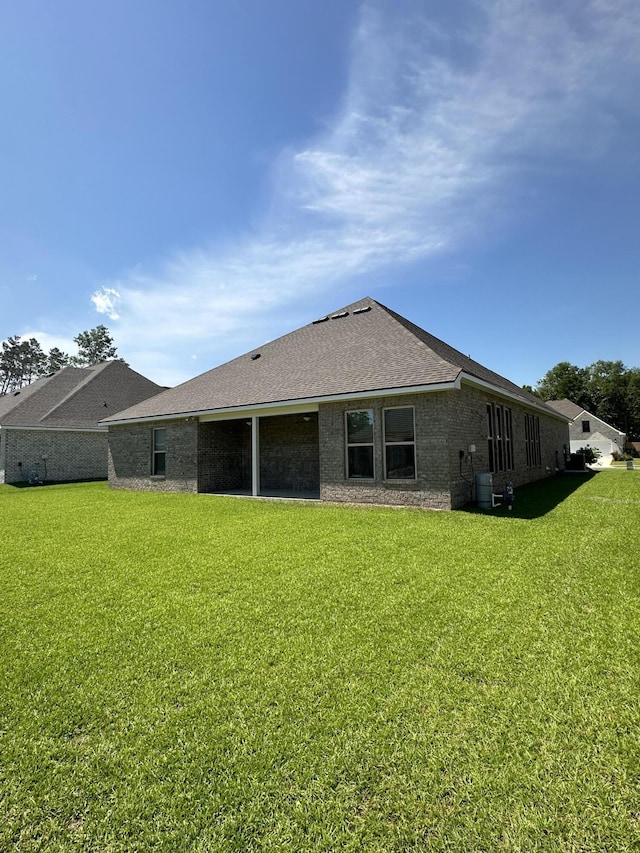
left=106, top=386, right=567, bottom=510
left=104, top=298, right=569, bottom=510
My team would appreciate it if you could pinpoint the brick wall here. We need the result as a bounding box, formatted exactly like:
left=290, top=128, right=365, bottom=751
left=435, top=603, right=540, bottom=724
left=318, top=393, right=453, bottom=510
left=447, top=384, right=569, bottom=508
left=1, top=428, right=107, bottom=484
left=197, top=420, right=251, bottom=493
left=104, top=388, right=569, bottom=509
left=259, top=413, right=319, bottom=491
left=108, top=420, right=198, bottom=493
left=318, top=388, right=569, bottom=511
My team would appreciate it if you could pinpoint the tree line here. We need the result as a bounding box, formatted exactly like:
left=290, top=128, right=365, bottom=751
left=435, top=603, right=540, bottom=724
left=531, top=360, right=640, bottom=441
left=0, top=325, right=125, bottom=395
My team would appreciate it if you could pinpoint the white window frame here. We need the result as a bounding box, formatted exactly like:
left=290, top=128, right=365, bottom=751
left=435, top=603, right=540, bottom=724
left=383, top=406, right=416, bottom=481
left=152, top=427, right=167, bottom=477
left=488, top=403, right=513, bottom=473
left=525, top=413, right=541, bottom=468
left=345, top=410, right=375, bottom=479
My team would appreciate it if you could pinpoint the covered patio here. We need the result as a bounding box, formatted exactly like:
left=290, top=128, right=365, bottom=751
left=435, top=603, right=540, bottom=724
left=197, top=411, right=320, bottom=499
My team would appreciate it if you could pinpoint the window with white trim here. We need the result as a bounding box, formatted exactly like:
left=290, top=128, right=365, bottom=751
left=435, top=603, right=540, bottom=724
left=525, top=413, right=541, bottom=467
left=487, top=403, right=513, bottom=473
left=346, top=410, right=374, bottom=478
left=152, top=427, right=167, bottom=476
left=383, top=406, right=416, bottom=479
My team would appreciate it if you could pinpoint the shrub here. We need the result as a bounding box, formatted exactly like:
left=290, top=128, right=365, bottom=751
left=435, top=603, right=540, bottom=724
left=577, top=446, right=600, bottom=464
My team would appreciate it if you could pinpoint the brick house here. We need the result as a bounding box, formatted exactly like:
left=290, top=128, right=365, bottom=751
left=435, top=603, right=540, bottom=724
left=103, top=297, right=569, bottom=510
left=546, top=399, right=626, bottom=457
left=0, top=361, right=165, bottom=484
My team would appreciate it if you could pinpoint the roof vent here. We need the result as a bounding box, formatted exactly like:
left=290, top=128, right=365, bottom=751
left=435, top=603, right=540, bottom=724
left=312, top=316, right=329, bottom=324
left=331, top=311, right=349, bottom=319
left=353, top=305, right=371, bottom=315
left=250, top=353, right=261, bottom=361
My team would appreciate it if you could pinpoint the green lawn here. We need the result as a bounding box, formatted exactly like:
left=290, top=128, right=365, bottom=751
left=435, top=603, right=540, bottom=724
left=1, top=475, right=639, bottom=851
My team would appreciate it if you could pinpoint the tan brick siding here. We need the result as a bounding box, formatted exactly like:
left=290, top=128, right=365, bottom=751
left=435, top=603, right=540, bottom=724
left=447, top=384, right=569, bottom=508
left=106, top=387, right=569, bottom=510
left=108, top=420, right=198, bottom=493
left=318, top=393, right=453, bottom=510
left=197, top=420, right=251, bottom=493
left=259, top=413, right=319, bottom=492
left=1, top=429, right=107, bottom=484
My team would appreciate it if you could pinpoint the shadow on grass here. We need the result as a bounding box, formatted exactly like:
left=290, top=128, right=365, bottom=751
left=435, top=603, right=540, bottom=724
left=5, top=478, right=106, bottom=489
left=459, top=471, right=597, bottom=520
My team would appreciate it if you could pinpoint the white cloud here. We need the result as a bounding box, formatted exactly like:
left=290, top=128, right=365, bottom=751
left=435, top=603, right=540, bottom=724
left=18, top=331, right=77, bottom=356
left=91, top=287, right=121, bottom=320
left=95, top=0, right=640, bottom=385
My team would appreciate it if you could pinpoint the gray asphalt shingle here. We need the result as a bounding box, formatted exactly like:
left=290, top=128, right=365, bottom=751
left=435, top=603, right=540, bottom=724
left=103, top=297, right=557, bottom=424
left=0, top=362, right=165, bottom=429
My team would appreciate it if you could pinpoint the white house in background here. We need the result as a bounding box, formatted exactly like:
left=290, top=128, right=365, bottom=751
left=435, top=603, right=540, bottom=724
left=546, top=399, right=626, bottom=457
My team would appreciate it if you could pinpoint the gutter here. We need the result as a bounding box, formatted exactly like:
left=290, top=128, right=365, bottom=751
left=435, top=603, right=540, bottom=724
left=458, top=372, right=570, bottom=422
left=0, top=424, right=106, bottom=433
left=100, top=379, right=462, bottom=426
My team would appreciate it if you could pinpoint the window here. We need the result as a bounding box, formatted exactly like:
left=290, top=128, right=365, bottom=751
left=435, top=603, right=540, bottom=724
left=346, top=410, right=374, bottom=478
left=487, top=403, right=513, bottom=473
left=504, top=407, right=513, bottom=470
left=582, top=420, right=590, bottom=433
left=525, top=414, right=541, bottom=467
left=384, top=407, right=416, bottom=479
left=152, top=427, right=167, bottom=476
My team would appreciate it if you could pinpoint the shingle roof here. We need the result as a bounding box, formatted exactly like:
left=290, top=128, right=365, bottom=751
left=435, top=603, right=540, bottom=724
left=547, top=399, right=626, bottom=436
left=0, top=361, right=165, bottom=429
left=103, top=297, right=562, bottom=423
left=546, top=399, right=584, bottom=420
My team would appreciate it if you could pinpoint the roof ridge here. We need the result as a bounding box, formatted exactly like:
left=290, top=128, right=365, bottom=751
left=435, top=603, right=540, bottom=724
left=38, top=364, right=107, bottom=421
left=375, top=300, right=556, bottom=409
left=373, top=300, right=463, bottom=375
left=100, top=295, right=563, bottom=424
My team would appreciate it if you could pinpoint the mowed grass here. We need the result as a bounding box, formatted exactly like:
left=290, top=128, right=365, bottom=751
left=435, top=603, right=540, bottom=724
left=1, top=475, right=639, bottom=852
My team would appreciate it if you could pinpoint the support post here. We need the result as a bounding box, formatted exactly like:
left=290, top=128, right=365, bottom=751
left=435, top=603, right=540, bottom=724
left=251, top=416, right=260, bottom=497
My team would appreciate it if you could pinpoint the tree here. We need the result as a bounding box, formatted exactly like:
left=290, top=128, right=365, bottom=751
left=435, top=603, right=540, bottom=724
left=535, top=362, right=591, bottom=409
left=71, top=325, right=126, bottom=367
left=45, top=347, right=71, bottom=374
left=625, top=368, right=640, bottom=441
left=587, top=360, right=628, bottom=432
left=0, top=325, right=125, bottom=396
left=0, top=336, right=47, bottom=394
left=536, top=359, right=640, bottom=441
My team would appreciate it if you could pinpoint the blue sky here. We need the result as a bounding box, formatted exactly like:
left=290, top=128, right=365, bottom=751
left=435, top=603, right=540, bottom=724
left=1, top=0, right=638, bottom=388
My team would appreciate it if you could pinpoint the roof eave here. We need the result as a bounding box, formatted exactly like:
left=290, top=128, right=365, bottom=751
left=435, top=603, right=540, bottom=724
left=0, top=424, right=106, bottom=433
left=101, top=379, right=461, bottom=426
left=458, top=372, right=570, bottom=421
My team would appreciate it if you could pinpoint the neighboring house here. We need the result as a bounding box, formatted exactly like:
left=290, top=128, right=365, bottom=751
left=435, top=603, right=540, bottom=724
left=103, top=297, right=569, bottom=510
left=0, top=361, right=165, bottom=484
left=546, top=399, right=626, bottom=457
